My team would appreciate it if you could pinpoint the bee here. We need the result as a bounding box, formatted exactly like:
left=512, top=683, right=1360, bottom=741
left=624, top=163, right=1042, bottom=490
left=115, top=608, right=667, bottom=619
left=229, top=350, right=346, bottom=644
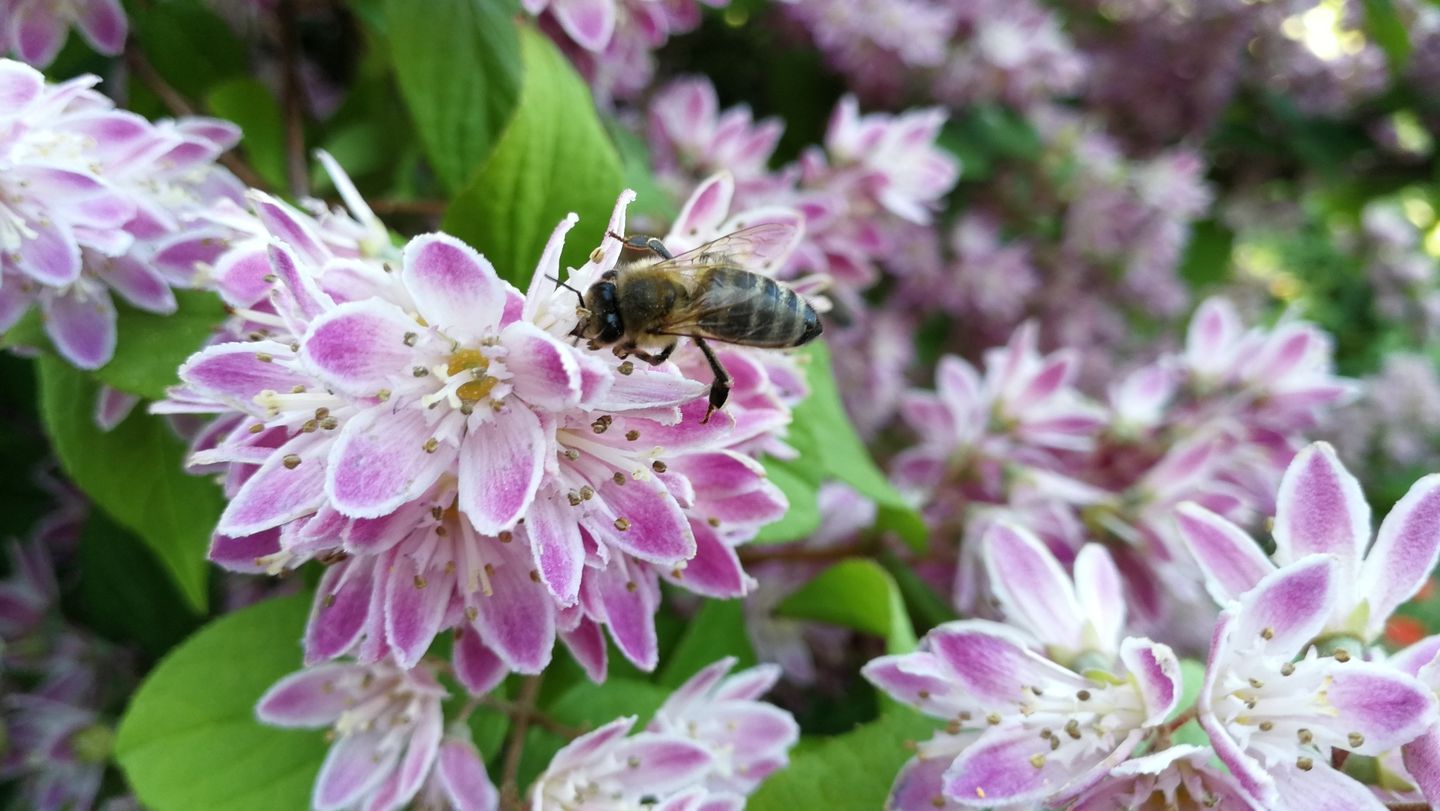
left=567, top=223, right=823, bottom=422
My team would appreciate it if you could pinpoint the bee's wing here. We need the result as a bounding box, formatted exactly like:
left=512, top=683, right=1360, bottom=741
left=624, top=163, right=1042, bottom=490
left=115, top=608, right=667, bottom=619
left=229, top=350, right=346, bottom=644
left=660, top=222, right=801, bottom=271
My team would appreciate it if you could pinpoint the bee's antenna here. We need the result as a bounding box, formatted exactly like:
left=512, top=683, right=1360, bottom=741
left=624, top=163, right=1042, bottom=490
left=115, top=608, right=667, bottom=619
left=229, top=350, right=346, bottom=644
left=546, top=274, right=585, bottom=308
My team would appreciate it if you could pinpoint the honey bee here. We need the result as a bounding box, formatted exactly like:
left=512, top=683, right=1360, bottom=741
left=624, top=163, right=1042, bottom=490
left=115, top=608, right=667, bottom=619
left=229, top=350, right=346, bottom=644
left=567, top=223, right=823, bottom=421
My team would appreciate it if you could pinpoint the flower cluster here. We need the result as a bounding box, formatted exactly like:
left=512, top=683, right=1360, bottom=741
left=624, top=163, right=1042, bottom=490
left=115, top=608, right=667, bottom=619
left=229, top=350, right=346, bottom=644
left=257, top=655, right=797, bottom=811
left=0, top=58, right=242, bottom=369
left=870, top=443, right=1440, bottom=810
left=893, top=297, right=1353, bottom=640
left=527, top=0, right=726, bottom=103
left=160, top=173, right=790, bottom=691
left=1, top=0, right=126, bottom=67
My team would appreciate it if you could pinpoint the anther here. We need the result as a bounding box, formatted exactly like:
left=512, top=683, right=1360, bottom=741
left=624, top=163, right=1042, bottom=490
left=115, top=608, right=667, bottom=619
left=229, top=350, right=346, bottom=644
left=652, top=460, right=667, bottom=473
left=413, top=575, right=427, bottom=589
left=1260, top=627, right=1274, bottom=640
left=592, top=416, right=612, bottom=433
left=256, top=352, right=273, bottom=363
left=413, top=366, right=429, bottom=377
left=625, top=430, right=639, bottom=441
left=1297, top=728, right=1313, bottom=745
left=614, top=517, right=631, bottom=531
left=423, top=437, right=439, bottom=453
left=986, top=713, right=1001, bottom=726
left=1334, top=649, right=1351, bottom=663
left=498, top=531, right=513, bottom=543
left=529, top=570, right=540, bottom=583
left=403, top=332, right=417, bottom=346
left=1280, top=662, right=1295, bottom=676
left=1259, top=721, right=1274, bottom=731
left=1029, top=754, right=1046, bottom=769
left=618, top=361, right=634, bottom=375
left=625, top=580, right=638, bottom=593
left=315, top=407, right=330, bottom=419
left=612, top=472, right=626, bottom=485
left=248, top=423, right=265, bottom=434
left=1348, top=732, right=1365, bottom=748
left=1296, top=756, right=1313, bottom=771
left=282, top=454, right=301, bottom=469
left=1064, top=719, right=1081, bottom=740
left=1076, top=690, right=1091, bottom=701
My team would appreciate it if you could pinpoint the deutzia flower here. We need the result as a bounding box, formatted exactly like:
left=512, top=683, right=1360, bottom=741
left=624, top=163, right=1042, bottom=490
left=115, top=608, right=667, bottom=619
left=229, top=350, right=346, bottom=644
left=2, top=0, right=126, bottom=66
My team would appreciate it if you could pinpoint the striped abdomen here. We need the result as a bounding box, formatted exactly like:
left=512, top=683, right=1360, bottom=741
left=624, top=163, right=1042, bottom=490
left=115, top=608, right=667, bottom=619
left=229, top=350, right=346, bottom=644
left=685, top=268, right=823, bottom=348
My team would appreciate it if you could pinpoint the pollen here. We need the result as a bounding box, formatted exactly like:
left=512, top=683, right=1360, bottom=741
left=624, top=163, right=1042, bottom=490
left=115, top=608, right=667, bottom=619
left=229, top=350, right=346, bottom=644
left=1296, top=756, right=1313, bottom=771
left=625, top=430, right=640, bottom=441
left=1028, top=753, right=1046, bottom=769
left=447, top=348, right=498, bottom=403
left=652, top=461, right=667, bottom=473
left=282, top=454, right=301, bottom=469
left=612, top=472, right=626, bottom=485
left=614, top=517, right=632, bottom=531
left=618, top=361, right=635, bottom=375
left=1348, top=732, right=1364, bottom=747
left=498, top=531, right=513, bottom=543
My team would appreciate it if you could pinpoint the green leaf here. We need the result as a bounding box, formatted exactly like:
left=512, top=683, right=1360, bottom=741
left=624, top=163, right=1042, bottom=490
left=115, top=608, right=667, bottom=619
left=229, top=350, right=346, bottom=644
left=38, top=357, right=220, bottom=610
left=444, top=25, right=625, bottom=286
left=1, top=291, right=228, bottom=401
left=659, top=598, right=758, bottom=687
left=748, top=709, right=938, bottom=811
left=115, top=594, right=325, bottom=811
left=1363, top=0, right=1412, bottom=75
left=387, top=0, right=523, bottom=192
left=517, top=677, right=673, bottom=788
left=777, top=559, right=916, bottom=655
left=796, top=342, right=926, bottom=551
left=72, top=512, right=202, bottom=657
left=879, top=551, right=957, bottom=633
left=1178, top=219, right=1235, bottom=290
left=206, top=79, right=287, bottom=191
left=131, top=2, right=249, bottom=101
left=753, top=457, right=822, bottom=543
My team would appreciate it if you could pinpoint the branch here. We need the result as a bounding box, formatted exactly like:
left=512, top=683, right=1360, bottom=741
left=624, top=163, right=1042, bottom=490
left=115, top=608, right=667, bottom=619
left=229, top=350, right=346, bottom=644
left=480, top=694, right=583, bottom=738
left=500, top=675, right=543, bottom=809
left=123, top=42, right=271, bottom=191
left=367, top=198, right=450, bottom=217
left=277, top=0, right=310, bottom=198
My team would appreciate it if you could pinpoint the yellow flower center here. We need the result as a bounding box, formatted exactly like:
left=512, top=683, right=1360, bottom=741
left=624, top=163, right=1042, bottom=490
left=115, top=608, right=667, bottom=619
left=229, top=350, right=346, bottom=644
left=447, top=348, right=497, bottom=403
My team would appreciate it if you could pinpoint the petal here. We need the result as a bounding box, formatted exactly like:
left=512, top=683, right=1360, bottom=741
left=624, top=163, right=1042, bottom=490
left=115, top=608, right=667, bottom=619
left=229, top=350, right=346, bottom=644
left=610, top=734, right=714, bottom=794
left=327, top=405, right=457, bottom=519
left=384, top=555, right=452, bottom=669
left=1268, top=763, right=1387, bottom=811
left=13, top=0, right=67, bottom=66
left=1231, top=554, right=1337, bottom=657
left=1119, top=637, right=1181, bottom=726
left=437, top=738, right=500, bottom=811
left=664, top=519, right=751, bottom=598
left=1073, top=545, right=1125, bottom=655
left=500, top=321, right=581, bottom=410
left=0, top=59, right=44, bottom=108
left=889, top=756, right=970, bottom=811
left=268, top=240, right=334, bottom=322
left=453, top=627, right=509, bottom=695
left=588, top=557, right=660, bottom=670
left=941, top=726, right=1095, bottom=806
left=180, top=340, right=306, bottom=404
left=593, top=471, right=694, bottom=565
left=551, top=0, right=617, bottom=51
left=1199, top=698, right=1275, bottom=806
left=256, top=663, right=361, bottom=727
left=42, top=285, right=115, bottom=369
left=981, top=522, right=1083, bottom=650
left=1186, top=297, right=1241, bottom=371
left=457, top=405, right=546, bottom=533
left=251, top=192, right=328, bottom=266
left=390, top=702, right=442, bottom=806
left=862, top=652, right=973, bottom=717
left=13, top=166, right=133, bottom=228
left=15, top=217, right=81, bottom=286
left=1272, top=442, right=1370, bottom=573
left=208, top=528, right=281, bottom=573
left=525, top=488, right=584, bottom=605
left=1358, top=474, right=1440, bottom=636
left=76, top=0, right=129, bottom=54
left=402, top=233, right=509, bottom=335
left=1324, top=663, right=1436, bottom=753
left=305, top=558, right=378, bottom=663
left=926, top=621, right=1087, bottom=704
left=671, top=172, right=734, bottom=240
left=1174, top=502, right=1275, bottom=605
left=301, top=299, right=417, bottom=397
left=469, top=540, right=556, bottom=673
left=1403, top=728, right=1440, bottom=809
left=559, top=616, right=608, bottom=682
left=101, top=254, right=176, bottom=314
left=219, top=433, right=328, bottom=536
left=313, top=729, right=398, bottom=811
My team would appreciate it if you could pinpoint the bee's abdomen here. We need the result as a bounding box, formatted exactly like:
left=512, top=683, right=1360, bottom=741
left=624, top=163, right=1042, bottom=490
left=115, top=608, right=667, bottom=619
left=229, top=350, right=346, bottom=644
left=699, top=270, right=821, bottom=348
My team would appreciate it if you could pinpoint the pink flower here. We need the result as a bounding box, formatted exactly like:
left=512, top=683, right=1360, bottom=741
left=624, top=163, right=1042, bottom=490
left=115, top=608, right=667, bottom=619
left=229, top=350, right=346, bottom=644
left=864, top=618, right=1181, bottom=808
left=0, top=59, right=241, bottom=368
left=1176, top=441, right=1440, bottom=643
left=257, top=658, right=496, bottom=811
left=648, top=78, right=785, bottom=200
left=1198, top=555, right=1436, bottom=810
left=527, top=716, right=722, bottom=810
left=1066, top=745, right=1254, bottom=811
left=2, top=0, right=126, bottom=66
left=647, top=657, right=800, bottom=796
left=820, top=97, right=958, bottom=227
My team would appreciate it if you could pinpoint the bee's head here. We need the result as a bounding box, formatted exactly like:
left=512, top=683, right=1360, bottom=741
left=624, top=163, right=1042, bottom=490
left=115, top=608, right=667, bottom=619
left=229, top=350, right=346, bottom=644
left=573, top=275, right=624, bottom=345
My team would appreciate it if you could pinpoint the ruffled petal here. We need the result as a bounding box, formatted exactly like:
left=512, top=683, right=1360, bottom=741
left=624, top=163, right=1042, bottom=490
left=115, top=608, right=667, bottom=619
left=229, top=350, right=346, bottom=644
left=384, top=554, right=453, bottom=669
left=457, top=404, right=546, bottom=533
left=593, top=471, right=694, bottom=565
left=1403, top=728, right=1440, bottom=809
left=1272, top=442, right=1369, bottom=574
left=499, top=321, right=582, bottom=409
left=551, top=0, right=617, bottom=52
left=313, top=729, right=397, bottom=811
left=101, top=254, right=176, bottom=314
left=217, top=433, right=328, bottom=536
left=1323, top=663, right=1436, bottom=753
left=469, top=539, right=556, bottom=673
left=76, top=0, right=128, bottom=54
left=12, top=0, right=67, bottom=66
left=437, top=738, right=500, bottom=811
left=663, top=519, right=751, bottom=598
left=1174, top=502, right=1274, bottom=605
left=981, top=522, right=1083, bottom=651
left=1358, top=473, right=1440, bottom=637
left=300, top=299, right=416, bottom=397
left=1119, top=637, right=1181, bottom=726
left=1073, top=545, right=1125, bottom=655
left=453, top=627, right=509, bottom=696
left=1230, top=554, right=1337, bottom=656
left=42, top=284, right=115, bottom=369
left=16, top=217, right=81, bottom=286
left=524, top=488, right=584, bottom=605
left=926, top=621, right=1088, bottom=703
left=256, top=663, right=361, bottom=727
left=305, top=559, right=377, bottom=663
left=402, top=233, right=510, bottom=337
left=327, top=405, right=456, bottom=519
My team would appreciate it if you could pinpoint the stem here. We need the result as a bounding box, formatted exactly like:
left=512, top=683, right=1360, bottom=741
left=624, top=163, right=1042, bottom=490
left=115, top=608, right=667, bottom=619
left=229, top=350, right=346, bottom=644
left=367, top=198, right=450, bottom=217
left=738, top=541, right=872, bottom=565
left=123, top=43, right=272, bottom=191
left=1162, top=706, right=1197, bottom=733
left=1387, top=804, right=1432, bottom=811
left=277, top=0, right=310, bottom=198
left=500, top=675, right=543, bottom=809
left=481, top=694, right=583, bottom=738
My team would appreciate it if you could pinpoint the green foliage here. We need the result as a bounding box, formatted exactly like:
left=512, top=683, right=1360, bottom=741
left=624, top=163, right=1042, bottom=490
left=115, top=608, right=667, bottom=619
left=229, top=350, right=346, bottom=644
left=2, top=291, right=228, bottom=401
left=517, top=677, right=673, bottom=787
left=659, top=598, right=758, bottom=687
left=37, top=357, right=220, bottom=611
left=207, top=79, right=288, bottom=190
left=386, top=0, right=522, bottom=194
left=130, top=1, right=249, bottom=101
left=777, top=558, right=917, bottom=655
left=748, top=708, right=939, bottom=811
left=444, top=25, right=625, bottom=285
left=759, top=342, right=927, bottom=550
left=115, top=594, right=325, bottom=811
left=1362, top=0, right=1412, bottom=75
left=72, top=512, right=202, bottom=657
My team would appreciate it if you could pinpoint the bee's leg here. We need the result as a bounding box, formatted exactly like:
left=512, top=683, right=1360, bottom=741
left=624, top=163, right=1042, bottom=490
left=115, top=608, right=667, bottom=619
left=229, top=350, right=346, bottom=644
left=610, top=231, right=674, bottom=260
left=627, top=341, right=676, bottom=366
left=692, top=336, right=730, bottom=423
